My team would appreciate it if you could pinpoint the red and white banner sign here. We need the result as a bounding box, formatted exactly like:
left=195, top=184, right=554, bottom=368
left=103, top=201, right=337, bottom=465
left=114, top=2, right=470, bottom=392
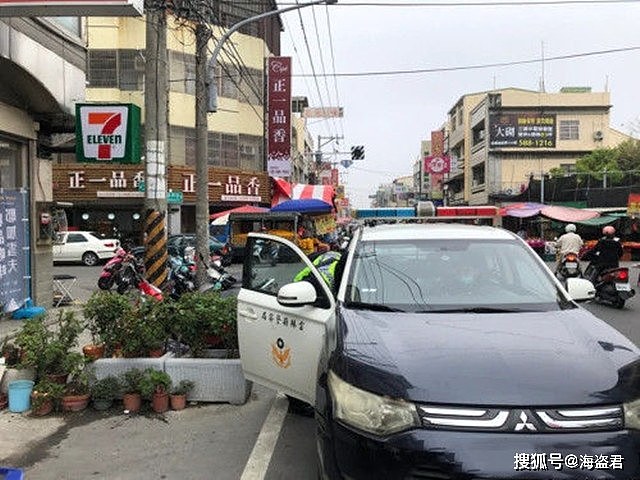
left=424, top=155, right=451, bottom=174
left=267, top=57, right=292, bottom=178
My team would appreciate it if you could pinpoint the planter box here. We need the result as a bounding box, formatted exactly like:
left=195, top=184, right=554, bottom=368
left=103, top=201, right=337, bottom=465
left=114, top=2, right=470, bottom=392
left=91, top=353, right=173, bottom=381
left=164, top=357, right=252, bottom=405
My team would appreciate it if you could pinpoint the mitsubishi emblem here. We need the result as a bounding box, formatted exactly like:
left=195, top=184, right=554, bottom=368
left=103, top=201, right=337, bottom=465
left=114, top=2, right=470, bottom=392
left=514, top=411, right=536, bottom=431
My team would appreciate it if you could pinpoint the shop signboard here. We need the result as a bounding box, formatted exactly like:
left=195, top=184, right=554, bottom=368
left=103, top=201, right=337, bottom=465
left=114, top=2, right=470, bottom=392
left=167, top=191, right=183, bottom=204
left=0, top=189, right=29, bottom=313
left=266, top=57, right=292, bottom=177
left=489, top=113, right=556, bottom=148
left=628, top=193, right=640, bottom=215
left=76, top=103, right=141, bottom=164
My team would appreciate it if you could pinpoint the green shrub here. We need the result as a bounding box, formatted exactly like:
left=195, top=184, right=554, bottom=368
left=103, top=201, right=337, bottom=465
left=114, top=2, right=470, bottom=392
left=139, top=368, right=172, bottom=398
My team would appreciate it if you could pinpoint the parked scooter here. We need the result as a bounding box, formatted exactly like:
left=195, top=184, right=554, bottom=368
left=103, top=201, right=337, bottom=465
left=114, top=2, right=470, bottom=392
left=583, top=263, right=636, bottom=309
left=98, top=247, right=131, bottom=290
left=115, top=254, right=146, bottom=294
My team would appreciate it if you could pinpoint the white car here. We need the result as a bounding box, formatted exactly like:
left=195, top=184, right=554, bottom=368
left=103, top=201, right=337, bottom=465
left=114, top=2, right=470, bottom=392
left=53, top=231, right=119, bottom=266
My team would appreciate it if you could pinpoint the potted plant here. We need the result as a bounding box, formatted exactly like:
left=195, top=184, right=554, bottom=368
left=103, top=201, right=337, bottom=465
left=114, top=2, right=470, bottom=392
left=61, top=367, right=93, bottom=412
left=90, top=375, right=121, bottom=411
left=83, top=291, right=133, bottom=358
left=140, top=368, right=172, bottom=413
left=170, top=380, right=194, bottom=410
left=16, top=311, right=84, bottom=384
left=31, top=379, right=65, bottom=417
left=120, top=368, right=144, bottom=413
left=1, top=337, right=21, bottom=367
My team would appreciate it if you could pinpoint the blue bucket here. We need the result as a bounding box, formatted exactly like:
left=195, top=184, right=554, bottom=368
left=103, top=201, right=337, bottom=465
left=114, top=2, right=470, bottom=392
left=8, top=380, right=34, bottom=413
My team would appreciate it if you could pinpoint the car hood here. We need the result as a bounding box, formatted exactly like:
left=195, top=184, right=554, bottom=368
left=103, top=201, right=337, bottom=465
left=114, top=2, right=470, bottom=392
left=333, top=306, right=640, bottom=406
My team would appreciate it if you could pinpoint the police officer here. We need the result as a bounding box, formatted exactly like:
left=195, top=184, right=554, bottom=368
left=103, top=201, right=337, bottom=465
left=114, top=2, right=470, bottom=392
left=294, top=246, right=342, bottom=293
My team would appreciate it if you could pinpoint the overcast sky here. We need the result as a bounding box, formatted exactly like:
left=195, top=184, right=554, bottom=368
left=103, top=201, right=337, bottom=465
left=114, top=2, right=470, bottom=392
left=277, top=0, right=640, bottom=207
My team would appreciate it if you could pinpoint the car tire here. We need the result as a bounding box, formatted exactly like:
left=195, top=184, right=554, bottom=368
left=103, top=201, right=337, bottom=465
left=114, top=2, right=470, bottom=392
left=82, top=251, right=100, bottom=266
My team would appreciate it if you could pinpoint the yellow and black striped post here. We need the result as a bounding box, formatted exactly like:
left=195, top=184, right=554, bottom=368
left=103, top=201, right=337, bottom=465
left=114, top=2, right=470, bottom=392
left=144, top=209, right=168, bottom=288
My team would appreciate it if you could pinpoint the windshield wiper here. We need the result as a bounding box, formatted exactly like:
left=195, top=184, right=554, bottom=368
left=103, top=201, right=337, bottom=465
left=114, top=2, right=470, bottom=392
left=416, top=307, right=533, bottom=314
left=345, top=301, right=406, bottom=312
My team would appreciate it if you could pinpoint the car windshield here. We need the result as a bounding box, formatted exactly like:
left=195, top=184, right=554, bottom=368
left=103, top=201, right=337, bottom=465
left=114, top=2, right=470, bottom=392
left=345, top=238, right=572, bottom=313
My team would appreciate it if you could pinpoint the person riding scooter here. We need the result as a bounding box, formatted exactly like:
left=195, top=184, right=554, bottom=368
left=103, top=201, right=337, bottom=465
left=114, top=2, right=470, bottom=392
left=582, top=225, right=624, bottom=283
left=555, top=224, right=583, bottom=272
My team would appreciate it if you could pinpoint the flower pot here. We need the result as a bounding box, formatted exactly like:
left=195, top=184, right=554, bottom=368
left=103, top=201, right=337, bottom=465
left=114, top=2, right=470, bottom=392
left=122, top=393, right=142, bottom=413
left=170, top=394, right=187, bottom=411
left=46, top=373, right=68, bottom=385
left=92, top=398, right=113, bottom=411
left=148, top=348, right=164, bottom=358
left=31, top=393, right=53, bottom=417
left=83, top=344, right=105, bottom=361
left=152, top=391, right=169, bottom=413
left=61, top=393, right=90, bottom=412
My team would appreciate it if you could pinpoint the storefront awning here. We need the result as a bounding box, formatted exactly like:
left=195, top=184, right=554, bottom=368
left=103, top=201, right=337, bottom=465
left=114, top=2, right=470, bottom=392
left=540, top=205, right=600, bottom=223
left=499, top=202, right=546, bottom=218
left=576, top=215, right=619, bottom=227
left=271, top=178, right=334, bottom=208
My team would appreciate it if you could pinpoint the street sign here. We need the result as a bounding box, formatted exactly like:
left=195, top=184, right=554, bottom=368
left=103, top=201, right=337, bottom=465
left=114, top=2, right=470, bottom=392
left=167, top=191, right=183, bottom=204
left=137, top=180, right=145, bottom=192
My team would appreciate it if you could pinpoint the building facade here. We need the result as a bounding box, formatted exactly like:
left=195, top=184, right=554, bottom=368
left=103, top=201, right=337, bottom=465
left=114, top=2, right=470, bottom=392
left=0, top=16, right=86, bottom=310
left=53, top=4, right=289, bottom=240
left=443, top=87, right=630, bottom=206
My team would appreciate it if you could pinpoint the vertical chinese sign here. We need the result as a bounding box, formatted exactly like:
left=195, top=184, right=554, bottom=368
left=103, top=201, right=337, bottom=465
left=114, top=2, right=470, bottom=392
left=427, top=130, right=447, bottom=200
left=267, top=57, right=292, bottom=178
left=0, top=190, right=29, bottom=313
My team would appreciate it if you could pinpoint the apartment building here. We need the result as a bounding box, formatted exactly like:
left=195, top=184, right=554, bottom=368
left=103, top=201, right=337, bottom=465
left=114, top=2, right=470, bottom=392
left=444, top=87, right=630, bottom=206
left=52, top=3, right=292, bottom=237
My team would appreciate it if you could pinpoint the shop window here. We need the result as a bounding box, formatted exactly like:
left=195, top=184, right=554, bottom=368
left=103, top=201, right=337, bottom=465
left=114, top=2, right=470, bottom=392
left=559, top=120, right=580, bottom=140
left=0, top=137, right=21, bottom=189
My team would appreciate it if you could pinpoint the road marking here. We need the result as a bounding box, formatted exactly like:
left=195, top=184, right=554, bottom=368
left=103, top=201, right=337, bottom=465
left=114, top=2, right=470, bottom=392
left=241, top=392, right=289, bottom=480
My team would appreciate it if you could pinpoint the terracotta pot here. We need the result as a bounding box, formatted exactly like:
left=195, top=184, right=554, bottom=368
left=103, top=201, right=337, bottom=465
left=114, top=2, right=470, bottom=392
left=152, top=391, right=169, bottom=413
left=82, top=344, right=105, bottom=361
left=170, top=394, right=187, bottom=411
left=122, top=393, right=142, bottom=413
left=61, top=393, right=90, bottom=412
left=46, top=373, right=68, bottom=385
left=148, top=348, right=164, bottom=358
left=31, top=394, right=53, bottom=417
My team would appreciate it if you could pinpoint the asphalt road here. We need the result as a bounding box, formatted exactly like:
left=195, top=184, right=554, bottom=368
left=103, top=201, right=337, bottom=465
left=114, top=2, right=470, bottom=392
left=28, top=262, right=640, bottom=479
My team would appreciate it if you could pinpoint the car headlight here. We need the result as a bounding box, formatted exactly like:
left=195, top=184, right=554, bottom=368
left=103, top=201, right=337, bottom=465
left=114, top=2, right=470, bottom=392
left=624, top=398, right=640, bottom=429
left=328, top=370, right=420, bottom=436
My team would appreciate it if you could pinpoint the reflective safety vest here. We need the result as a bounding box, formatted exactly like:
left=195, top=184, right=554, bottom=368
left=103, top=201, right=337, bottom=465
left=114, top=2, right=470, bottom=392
left=294, top=251, right=341, bottom=290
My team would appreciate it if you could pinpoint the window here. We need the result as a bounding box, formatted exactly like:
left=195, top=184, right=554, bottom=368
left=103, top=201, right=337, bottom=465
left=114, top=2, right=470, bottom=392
left=239, top=134, right=263, bottom=171
left=88, top=50, right=117, bottom=88
left=472, top=163, right=485, bottom=187
left=244, top=239, right=306, bottom=296
left=44, top=17, right=81, bottom=37
left=0, top=137, right=22, bottom=189
left=559, top=120, right=580, bottom=140
left=169, top=51, right=195, bottom=95
left=118, top=50, right=144, bottom=91
left=220, top=63, right=238, bottom=100
left=67, top=233, right=88, bottom=243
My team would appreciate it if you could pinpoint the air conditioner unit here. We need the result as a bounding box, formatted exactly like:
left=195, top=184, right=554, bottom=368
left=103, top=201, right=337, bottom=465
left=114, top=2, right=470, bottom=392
left=593, top=130, right=604, bottom=141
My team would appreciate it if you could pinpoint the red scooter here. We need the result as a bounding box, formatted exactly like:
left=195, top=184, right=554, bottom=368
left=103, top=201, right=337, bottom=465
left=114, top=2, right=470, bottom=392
left=97, top=247, right=131, bottom=290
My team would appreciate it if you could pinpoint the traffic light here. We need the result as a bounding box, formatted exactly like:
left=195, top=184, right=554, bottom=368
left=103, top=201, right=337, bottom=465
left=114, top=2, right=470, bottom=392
left=351, top=145, right=365, bottom=160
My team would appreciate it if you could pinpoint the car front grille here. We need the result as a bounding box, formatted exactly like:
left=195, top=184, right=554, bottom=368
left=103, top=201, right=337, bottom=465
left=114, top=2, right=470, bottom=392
left=417, top=404, right=623, bottom=433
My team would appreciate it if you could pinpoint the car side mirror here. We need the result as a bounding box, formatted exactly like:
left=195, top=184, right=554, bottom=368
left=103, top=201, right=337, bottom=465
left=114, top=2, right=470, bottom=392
left=277, top=281, right=317, bottom=307
left=566, top=277, right=596, bottom=302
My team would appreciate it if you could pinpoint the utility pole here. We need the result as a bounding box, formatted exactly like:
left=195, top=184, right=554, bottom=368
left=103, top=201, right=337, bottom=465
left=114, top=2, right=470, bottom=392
left=194, top=23, right=211, bottom=288
left=143, top=4, right=169, bottom=288
left=192, top=0, right=337, bottom=287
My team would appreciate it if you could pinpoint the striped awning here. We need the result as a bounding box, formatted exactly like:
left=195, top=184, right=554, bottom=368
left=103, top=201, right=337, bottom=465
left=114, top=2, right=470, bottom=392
left=271, top=178, right=334, bottom=207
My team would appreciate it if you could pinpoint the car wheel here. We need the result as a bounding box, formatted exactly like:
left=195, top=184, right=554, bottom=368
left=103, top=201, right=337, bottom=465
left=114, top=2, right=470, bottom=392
left=82, top=251, right=100, bottom=266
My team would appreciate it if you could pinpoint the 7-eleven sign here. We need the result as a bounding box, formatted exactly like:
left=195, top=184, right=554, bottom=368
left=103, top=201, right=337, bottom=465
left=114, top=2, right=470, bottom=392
left=76, top=104, right=141, bottom=164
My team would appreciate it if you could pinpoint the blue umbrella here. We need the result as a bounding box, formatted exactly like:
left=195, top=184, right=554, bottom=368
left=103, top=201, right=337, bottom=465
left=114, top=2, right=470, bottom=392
left=271, top=199, right=333, bottom=213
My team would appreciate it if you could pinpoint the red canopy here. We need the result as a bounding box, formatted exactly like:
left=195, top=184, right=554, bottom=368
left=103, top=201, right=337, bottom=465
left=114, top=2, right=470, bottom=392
left=271, top=178, right=334, bottom=208
left=209, top=204, right=268, bottom=220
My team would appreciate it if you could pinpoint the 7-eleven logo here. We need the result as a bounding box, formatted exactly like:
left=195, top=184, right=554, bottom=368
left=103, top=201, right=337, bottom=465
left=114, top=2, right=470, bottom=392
left=79, top=106, right=129, bottom=161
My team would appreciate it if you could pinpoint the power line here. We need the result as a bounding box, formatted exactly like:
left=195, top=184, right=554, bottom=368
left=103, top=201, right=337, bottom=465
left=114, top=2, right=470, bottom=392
left=325, top=3, right=345, bottom=139
left=293, top=45, right=640, bottom=78
left=274, top=0, right=640, bottom=6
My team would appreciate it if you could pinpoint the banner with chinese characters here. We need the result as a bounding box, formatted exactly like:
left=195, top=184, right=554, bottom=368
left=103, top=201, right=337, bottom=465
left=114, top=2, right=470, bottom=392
left=0, top=189, right=29, bottom=313
left=489, top=113, right=556, bottom=148
left=53, top=165, right=269, bottom=205
left=429, top=130, right=445, bottom=200
left=75, top=103, right=141, bottom=164
left=266, top=57, right=292, bottom=178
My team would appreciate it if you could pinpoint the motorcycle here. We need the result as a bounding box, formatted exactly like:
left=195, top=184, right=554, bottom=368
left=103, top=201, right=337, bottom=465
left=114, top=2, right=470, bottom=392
left=98, top=248, right=131, bottom=290
left=583, top=263, right=636, bottom=309
left=206, top=261, right=237, bottom=291
left=555, top=252, right=582, bottom=285
left=167, top=253, right=197, bottom=299
left=115, top=254, right=146, bottom=295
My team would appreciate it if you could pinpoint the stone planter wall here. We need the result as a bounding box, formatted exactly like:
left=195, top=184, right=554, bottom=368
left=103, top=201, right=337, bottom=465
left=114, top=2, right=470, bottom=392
left=89, top=351, right=251, bottom=405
